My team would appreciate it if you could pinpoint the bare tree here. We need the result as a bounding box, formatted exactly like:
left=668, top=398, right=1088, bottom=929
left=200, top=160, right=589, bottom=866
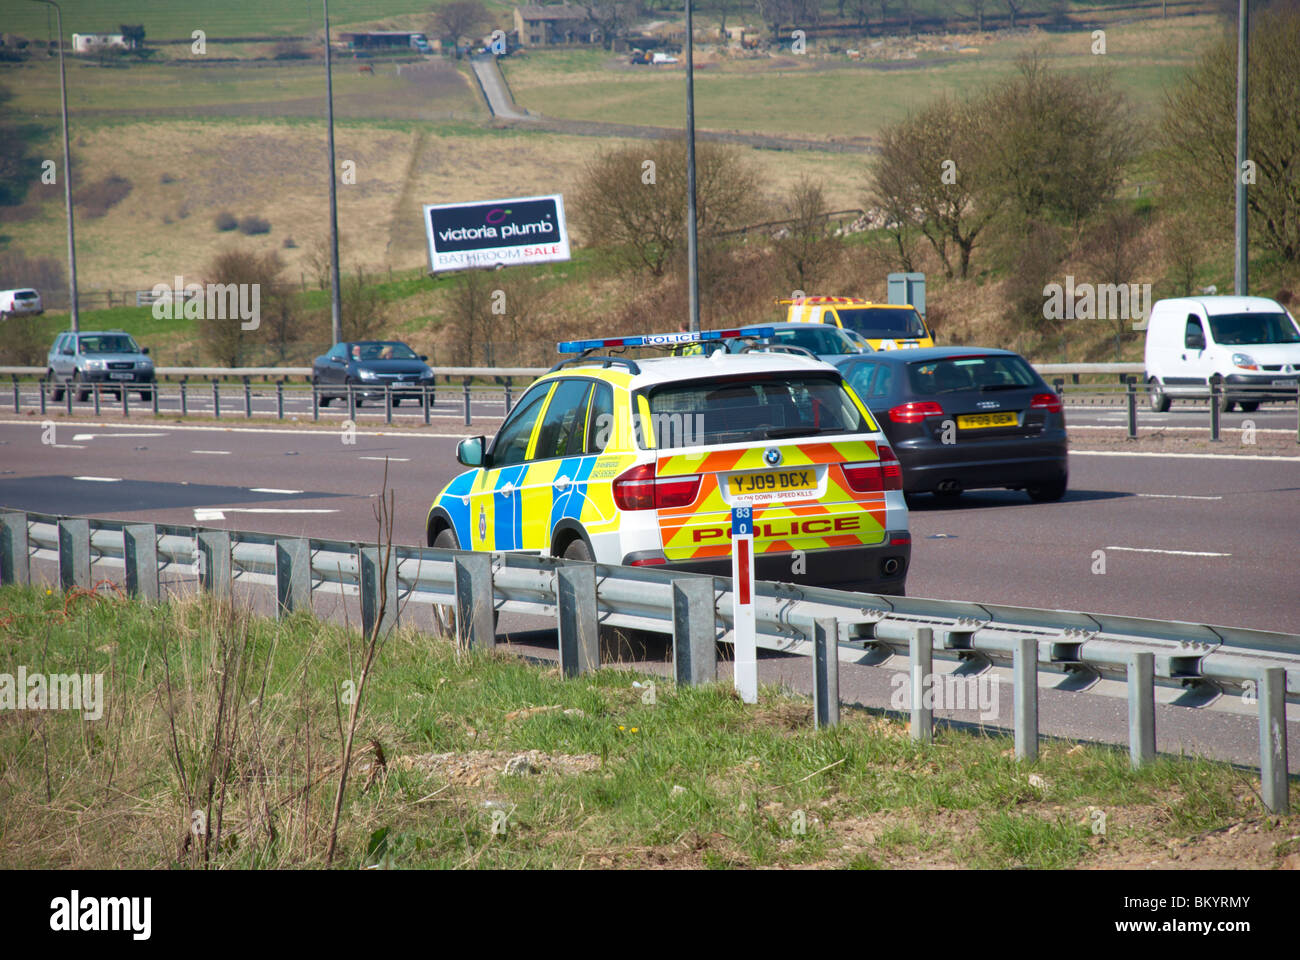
left=573, top=138, right=761, bottom=277
left=1081, top=206, right=1153, bottom=358
left=774, top=176, right=844, bottom=290
left=198, top=249, right=284, bottom=367
left=1005, top=0, right=1022, bottom=28
left=969, top=0, right=987, bottom=31
left=430, top=0, right=491, bottom=48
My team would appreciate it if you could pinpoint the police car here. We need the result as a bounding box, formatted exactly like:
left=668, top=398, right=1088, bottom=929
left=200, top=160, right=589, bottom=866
left=426, top=327, right=911, bottom=594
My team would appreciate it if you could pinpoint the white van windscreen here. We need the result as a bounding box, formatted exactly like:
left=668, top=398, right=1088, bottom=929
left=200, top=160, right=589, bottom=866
left=1206, top=312, right=1300, bottom=345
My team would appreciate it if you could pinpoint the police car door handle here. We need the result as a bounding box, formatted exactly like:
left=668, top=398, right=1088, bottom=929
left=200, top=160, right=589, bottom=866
left=500, top=482, right=515, bottom=497
left=555, top=475, right=571, bottom=489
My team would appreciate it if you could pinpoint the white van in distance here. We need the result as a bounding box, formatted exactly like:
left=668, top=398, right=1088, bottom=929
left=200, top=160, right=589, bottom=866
left=1143, top=295, right=1300, bottom=412
left=0, top=288, right=43, bottom=319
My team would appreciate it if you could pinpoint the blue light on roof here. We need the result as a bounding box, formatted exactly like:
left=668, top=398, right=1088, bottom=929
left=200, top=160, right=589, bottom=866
left=557, top=326, right=775, bottom=354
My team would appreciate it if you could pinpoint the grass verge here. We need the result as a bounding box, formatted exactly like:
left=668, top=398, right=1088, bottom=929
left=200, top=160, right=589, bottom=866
left=1, top=583, right=1295, bottom=869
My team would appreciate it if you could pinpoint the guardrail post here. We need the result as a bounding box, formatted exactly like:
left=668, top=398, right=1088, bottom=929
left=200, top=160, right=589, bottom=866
left=504, top=378, right=513, bottom=415
left=1052, top=377, right=1064, bottom=396
left=58, top=518, right=91, bottom=591
left=39, top=379, right=46, bottom=415
left=0, top=511, right=30, bottom=586
left=180, top=379, right=188, bottom=416
left=1014, top=636, right=1039, bottom=761
left=151, top=383, right=159, bottom=415
left=1209, top=374, right=1222, bottom=441
left=92, top=383, right=101, bottom=416
left=1257, top=667, right=1290, bottom=815
left=359, top=545, right=399, bottom=638
left=462, top=379, right=472, bottom=426
left=212, top=379, right=221, bottom=419
left=453, top=553, right=495, bottom=649
left=123, top=524, right=159, bottom=601
left=1126, top=651, right=1155, bottom=768
left=556, top=563, right=599, bottom=677
left=1295, top=383, right=1299, bottom=444
left=422, top=385, right=431, bottom=425
left=275, top=538, right=310, bottom=617
left=11, top=375, right=17, bottom=413
left=1125, top=376, right=1137, bottom=438
left=244, top=376, right=252, bottom=418
left=64, top=381, right=72, bottom=414
left=384, top=385, right=393, bottom=425
left=813, top=617, right=840, bottom=729
left=276, top=379, right=284, bottom=420
left=672, top=577, right=715, bottom=687
left=312, top=383, right=319, bottom=422
left=910, top=627, right=933, bottom=743
left=347, top=384, right=356, bottom=421
left=197, top=531, right=231, bottom=595
left=121, top=382, right=130, bottom=417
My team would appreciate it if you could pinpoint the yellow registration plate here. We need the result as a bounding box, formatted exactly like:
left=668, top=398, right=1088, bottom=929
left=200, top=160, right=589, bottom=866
left=956, top=412, right=1017, bottom=429
left=727, top=469, right=816, bottom=497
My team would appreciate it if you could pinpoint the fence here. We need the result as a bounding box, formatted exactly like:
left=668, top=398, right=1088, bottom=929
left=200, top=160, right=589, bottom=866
left=0, top=510, right=1294, bottom=812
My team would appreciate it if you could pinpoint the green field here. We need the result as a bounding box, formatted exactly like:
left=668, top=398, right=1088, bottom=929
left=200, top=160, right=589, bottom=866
left=2, top=584, right=1293, bottom=869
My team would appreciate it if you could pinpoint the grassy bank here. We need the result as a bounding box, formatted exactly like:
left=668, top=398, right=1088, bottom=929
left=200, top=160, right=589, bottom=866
left=0, top=584, right=1294, bottom=869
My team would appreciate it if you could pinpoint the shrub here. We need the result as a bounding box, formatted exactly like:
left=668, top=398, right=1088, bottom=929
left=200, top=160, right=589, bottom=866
left=73, top=173, right=132, bottom=218
left=214, top=211, right=238, bottom=232
left=239, top=215, right=271, bottom=235
left=272, top=41, right=311, bottom=60
left=282, top=236, right=297, bottom=249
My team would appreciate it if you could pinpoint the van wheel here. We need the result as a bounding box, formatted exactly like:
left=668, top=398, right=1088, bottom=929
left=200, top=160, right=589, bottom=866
left=1238, top=401, right=1259, bottom=412
left=1147, top=377, right=1170, bottom=412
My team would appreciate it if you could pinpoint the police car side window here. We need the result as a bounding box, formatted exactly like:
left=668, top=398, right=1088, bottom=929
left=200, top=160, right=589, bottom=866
left=533, top=378, right=593, bottom=461
left=490, top=387, right=549, bottom=468
left=587, top=383, right=613, bottom=453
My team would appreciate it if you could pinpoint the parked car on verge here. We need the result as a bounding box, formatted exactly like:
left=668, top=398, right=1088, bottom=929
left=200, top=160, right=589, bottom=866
left=312, top=340, right=437, bottom=407
left=1143, top=295, right=1300, bottom=412
left=836, top=347, right=1068, bottom=503
left=0, top=288, right=43, bottom=319
left=427, top=326, right=911, bottom=594
left=46, top=330, right=155, bottom=401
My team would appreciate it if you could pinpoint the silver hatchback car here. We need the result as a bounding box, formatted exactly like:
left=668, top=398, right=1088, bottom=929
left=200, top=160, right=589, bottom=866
left=46, top=330, right=156, bottom=401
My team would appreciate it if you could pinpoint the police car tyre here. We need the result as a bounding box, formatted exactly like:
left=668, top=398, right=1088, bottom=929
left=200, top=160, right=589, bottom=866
left=562, top=538, right=593, bottom=562
left=1027, top=477, right=1067, bottom=502
left=1147, top=377, right=1170, bottom=412
left=433, top=527, right=459, bottom=550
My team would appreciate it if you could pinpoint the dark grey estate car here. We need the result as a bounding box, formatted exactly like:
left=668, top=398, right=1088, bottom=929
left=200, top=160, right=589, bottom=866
left=46, top=330, right=155, bottom=401
left=836, top=347, right=1068, bottom=502
left=311, top=340, right=436, bottom=407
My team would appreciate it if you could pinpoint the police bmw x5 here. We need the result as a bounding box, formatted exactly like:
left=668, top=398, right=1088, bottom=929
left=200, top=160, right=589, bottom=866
left=427, top=326, right=911, bottom=594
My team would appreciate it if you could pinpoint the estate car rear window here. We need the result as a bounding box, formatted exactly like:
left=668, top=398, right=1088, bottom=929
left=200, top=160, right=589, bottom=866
left=906, top=355, right=1038, bottom=396
left=641, top=374, right=867, bottom=448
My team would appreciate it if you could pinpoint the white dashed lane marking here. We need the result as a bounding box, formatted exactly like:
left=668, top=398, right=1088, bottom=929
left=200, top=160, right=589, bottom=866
left=1105, top=546, right=1232, bottom=558
left=72, top=476, right=121, bottom=482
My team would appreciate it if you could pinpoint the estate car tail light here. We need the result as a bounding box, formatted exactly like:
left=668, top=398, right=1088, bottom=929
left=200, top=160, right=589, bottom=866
left=1030, top=392, right=1063, bottom=414
left=889, top=401, right=944, bottom=424
left=612, top=463, right=701, bottom=510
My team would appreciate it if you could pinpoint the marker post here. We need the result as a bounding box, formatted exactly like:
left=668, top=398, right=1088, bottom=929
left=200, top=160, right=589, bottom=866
left=730, top=505, right=757, bottom=703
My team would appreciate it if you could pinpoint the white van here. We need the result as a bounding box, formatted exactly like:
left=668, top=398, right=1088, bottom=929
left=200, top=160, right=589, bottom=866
left=1143, top=295, right=1300, bottom=412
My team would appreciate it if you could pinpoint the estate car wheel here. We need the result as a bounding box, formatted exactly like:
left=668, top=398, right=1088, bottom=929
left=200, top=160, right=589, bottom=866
left=48, top=371, right=64, bottom=402
left=1027, top=477, right=1068, bottom=502
left=73, top=371, right=89, bottom=403
left=1148, top=377, right=1170, bottom=412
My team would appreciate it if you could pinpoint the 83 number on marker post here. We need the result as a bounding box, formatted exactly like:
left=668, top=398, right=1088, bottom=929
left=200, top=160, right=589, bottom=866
left=731, top=506, right=757, bottom=703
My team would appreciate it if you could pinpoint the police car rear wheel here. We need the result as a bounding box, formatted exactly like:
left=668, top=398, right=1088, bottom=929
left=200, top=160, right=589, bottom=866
left=562, top=539, right=593, bottom=562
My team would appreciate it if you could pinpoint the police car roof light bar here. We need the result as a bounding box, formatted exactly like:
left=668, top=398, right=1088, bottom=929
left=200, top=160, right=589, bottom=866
left=557, top=326, right=775, bottom=354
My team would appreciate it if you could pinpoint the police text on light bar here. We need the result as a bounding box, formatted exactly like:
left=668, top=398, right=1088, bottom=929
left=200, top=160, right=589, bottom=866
left=558, top=326, right=776, bottom=354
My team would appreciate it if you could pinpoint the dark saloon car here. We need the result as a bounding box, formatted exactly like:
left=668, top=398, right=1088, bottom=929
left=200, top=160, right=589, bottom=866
left=312, top=340, right=436, bottom=407
left=836, top=347, right=1068, bottom=502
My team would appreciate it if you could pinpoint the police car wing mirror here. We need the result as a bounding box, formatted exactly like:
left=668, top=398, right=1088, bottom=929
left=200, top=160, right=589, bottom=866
left=457, top=436, right=486, bottom=467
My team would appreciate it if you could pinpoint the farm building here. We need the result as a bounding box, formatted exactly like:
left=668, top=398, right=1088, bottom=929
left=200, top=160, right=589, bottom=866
left=71, top=33, right=128, bottom=53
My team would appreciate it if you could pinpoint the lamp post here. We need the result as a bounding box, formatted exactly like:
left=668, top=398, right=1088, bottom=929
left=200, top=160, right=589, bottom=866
left=323, top=0, right=343, bottom=344
left=684, top=0, right=700, bottom=333
left=27, top=0, right=79, bottom=331
left=1233, top=0, right=1248, bottom=296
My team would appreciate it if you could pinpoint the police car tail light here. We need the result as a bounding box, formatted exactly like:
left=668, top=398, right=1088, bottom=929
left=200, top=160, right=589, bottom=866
left=613, top=464, right=701, bottom=510
left=843, top=446, right=902, bottom=492
left=889, top=401, right=944, bottom=424
left=1030, top=393, right=1063, bottom=414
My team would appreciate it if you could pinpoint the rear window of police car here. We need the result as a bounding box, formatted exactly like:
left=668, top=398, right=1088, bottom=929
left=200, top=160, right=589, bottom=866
left=640, top=373, right=868, bottom=448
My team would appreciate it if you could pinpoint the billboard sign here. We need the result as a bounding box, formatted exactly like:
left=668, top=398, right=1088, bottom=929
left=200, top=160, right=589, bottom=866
left=423, top=194, right=570, bottom=272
